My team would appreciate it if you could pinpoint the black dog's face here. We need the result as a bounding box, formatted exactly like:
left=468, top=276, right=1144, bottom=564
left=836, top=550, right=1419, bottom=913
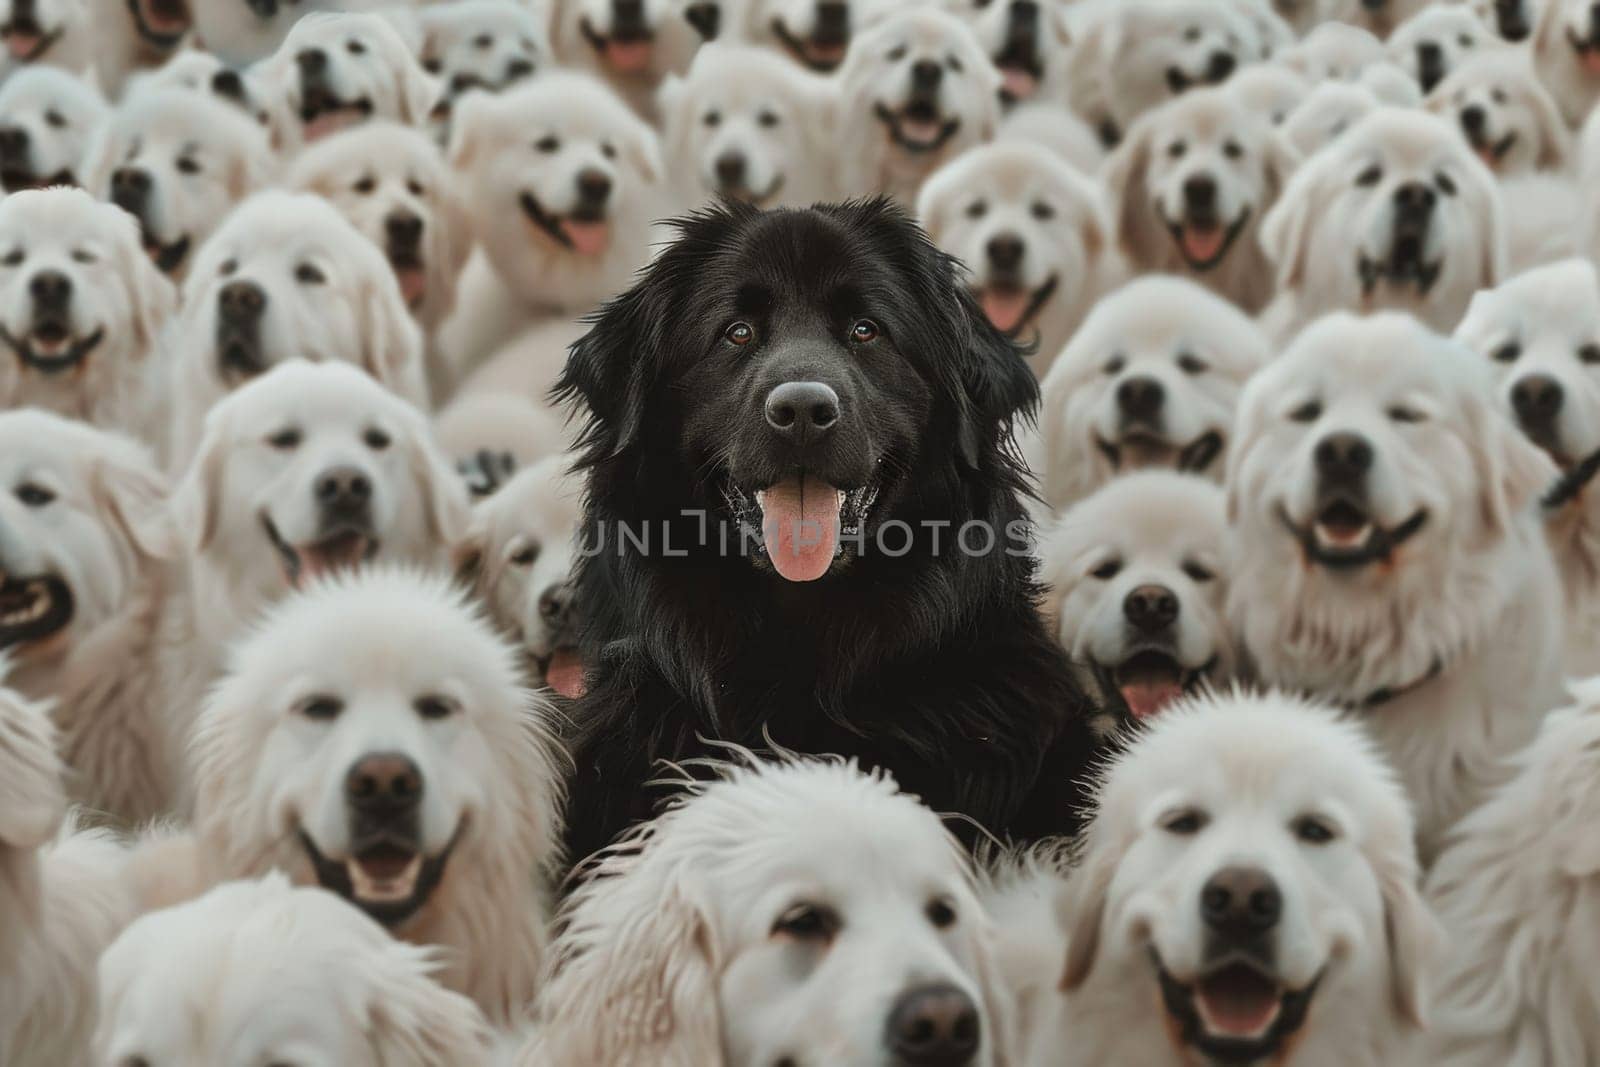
left=562, top=199, right=1034, bottom=584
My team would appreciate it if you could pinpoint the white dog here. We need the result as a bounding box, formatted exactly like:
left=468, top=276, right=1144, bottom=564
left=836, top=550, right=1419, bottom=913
left=1227, top=61, right=1312, bottom=125
left=95, top=873, right=493, bottom=1065
left=551, top=0, right=709, bottom=115
left=657, top=42, right=836, bottom=208
left=0, top=187, right=177, bottom=433
left=1038, top=471, right=1234, bottom=736
left=1534, top=0, right=1600, bottom=126
left=835, top=7, right=1001, bottom=204
left=1387, top=4, right=1498, bottom=94
left=1426, top=48, right=1571, bottom=175
left=1455, top=258, right=1600, bottom=675
left=949, top=0, right=1074, bottom=106
left=1031, top=689, right=1438, bottom=1067
left=419, top=0, right=547, bottom=130
left=170, top=190, right=429, bottom=463
left=1426, top=677, right=1600, bottom=1065
left=456, top=454, right=586, bottom=697
left=1034, top=274, right=1270, bottom=513
left=1261, top=107, right=1505, bottom=340
left=1278, top=20, right=1386, bottom=81
left=0, top=64, right=104, bottom=191
left=918, top=141, right=1114, bottom=376
left=738, top=0, right=908, bottom=73
left=187, top=567, right=565, bottom=1024
left=1314, top=0, right=1433, bottom=38
left=1227, top=312, right=1563, bottom=855
left=526, top=757, right=1014, bottom=1065
left=85, top=87, right=276, bottom=281
left=0, top=0, right=97, bottom=81
left=1104, top=85, right=1297, bottom=314
left=1280, top=80, right=1382, bottom=157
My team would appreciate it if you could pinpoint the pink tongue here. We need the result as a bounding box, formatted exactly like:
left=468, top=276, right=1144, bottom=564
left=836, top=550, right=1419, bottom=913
left=806, top=41, right=846, bottom=65
left=545, top=648, right=587, bottom=699
left=982, top=290, right=1030, bottom=333
left=1197, top=969, right=1281, bottom=1037
left=6, top=33, right=39, bottom=59
left=304, top=111, right=357, bottom=143
left=1477, top=146, right=1499, bottom=168
left=761, top=475, right=842, bottom=583
left=1001, top=68, right=1037, bottom=99
left=1585, top=51, right=1600, bottom=76
left=606, top=40, right=653, bottom=73
left=1182, top=225, right=1225, bottom=263
left=1120, top=681, right=1183, bottom=721
left=561, top=220, right=611, bottom=256
left=901, top=118, right=942, bottom=144
left=396, top=267, right=427, bottom=307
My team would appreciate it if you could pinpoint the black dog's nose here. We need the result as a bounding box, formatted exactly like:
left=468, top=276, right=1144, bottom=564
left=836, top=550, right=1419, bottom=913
left=505, top=56, right=535, bottom=80
left=911, top=59, right=943, bottom=91
left=296, top=47, right=328, bottom=75
left=345, top=752, right=423, bottom=814
left=1315, top=432, right=1374, bottom=481
left=1460, top=104, right=1487, bottom=136
left=576, top=168, right=613, bottom=206
left=1512, top=374, right=1564, bottom=428
left=1201, top=866, right=1282, bottom=938
left=1206, top=51, right=1235, bottom=83
left=1362, top=0, right=1387, bottom=11
left=110, top=166, right=152, bottom=213
left=816, top=0, right=848, bottom=31
left=1416, top=41, right=1445, bottom=92
left=385, top=211, right=424, bottom=251
left=316, top=465, right=373, bottom=509
left=211, top=68, right=247, bottom=103
left=450, top=71, right=483, bottom=94
left=29, top=270, right=70, bottom=307
left=1009, top=0, right=1040, bottom=30
left=218, top=279, right=267, bottom=322
left=1124, top=584, right=1179, bottom=631
left=1117, top=376, right=1165, bottom=420
left=765, top=380, right=840, bottom=440
left=986, top=232, right=1024, bottom=269
left=538, top=582, right=573, bottom=626
left=1183, top=174, right=1217, bottom=211
left=715, top=151, right=746, bottom=189
left=0, top=125, right=29, bottom=159
left=886, top=984, right=980, bottom=1065
left=1393, top=181, right=1436, bottom=219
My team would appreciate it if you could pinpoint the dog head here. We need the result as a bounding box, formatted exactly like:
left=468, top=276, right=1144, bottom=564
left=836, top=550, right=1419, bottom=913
left=290, top=122, right=471, bottom=331
left=455, top=454, right=587, bottom=698
left=0, top=65, right=104, bottom=192
left=1262, top=107, right=1505, bottom=331
left=1061, top=690, right=1438, bottom=1064
left=1280, top=81, right=1380, bottom=158
left=1388, top=5, right=1494, bottom=94
left=1461, top=0, right=1536, bottom=42
left=556, top=0, right=708, bottom=81
left=1539, top=0, right=1600, bottom=77
left=948, top=0, right=1074, bottom=105
left=94, top=874, right=492, bottom=1066
left=264, top=11, right=439, bottom=145
left=658, top=42, right=836, bottom=208
left=1425, top=48, right=1569, bottom=174
left=0, top=0, right=88, bottom=66
left=536, top=757, right=1014, bottom=1065
left=419, top=0, right=546, bottom=127
left=1037, top=274, right=1268, bottom=512
left=1087, top=0, right=1257, bottom=131
left=1278, top=20, right=1385, bottom=82
left=1227, top=63, right=1311, bottom=126
left=192, top=567, right=561, bottom=935
left=755, top=0, right=880, bottom=71
left=172, top=360, right=466, bottom=611
left=1039, top=471, right=1232, bottom=733
left=1106, top=85, right=1296, bottom=276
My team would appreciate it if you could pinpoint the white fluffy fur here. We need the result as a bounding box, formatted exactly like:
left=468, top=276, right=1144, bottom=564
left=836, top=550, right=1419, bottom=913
left=0, top=65, right=105, bottom=191
left=1425, top=48, right=1571, bottom=177
left=1534, top=0, right=1600, bottom=126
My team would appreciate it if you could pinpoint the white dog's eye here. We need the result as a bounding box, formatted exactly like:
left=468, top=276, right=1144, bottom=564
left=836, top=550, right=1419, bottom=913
left=1458, top=34, right=1475, bottom=47
left=297, top=695, right=344, bottom=721
left=1090, top=558, right=1122, bottom=580
left=14, top=482, right=54, bottom=507
left=1289, top=399, right=1322, bottom=423
left=887, top=44, right=907, bottom=62
left=1183, top=26, right=1201, bottom=42
left=1222, top=140, right=1243, bottom=160
left=1387, top=405, right=1425, bottom=424
left=1182, top=560, right=1215, bottom=582
left=1491, top=88, right=1507, bottom=105
left=1435, top=172, right=1457, bottom=197
left=0, top=248, right=20, bottom=267
left=758, top=110, right=780, bottom=128
left=926, top=897, right=958, bottom=929
left=473, top=33, right=492, bottom=50
left=1103, top=354, right=1126, bottom=376
left=965, top=199, right=987, bottom=219
left=1292, top=814, right=1337, bottom=844
left=177, top=155, right=202, bottom=175
left=43, top=109, right=65, bottom=129
left=702, top=110, right=721, bottom=128
left=946, top=53, right=964, bottom=73
left=295, top=263, right=326, bottom=285
left=267, top=426, right=302, bottom=450
left=416, top=694, right=457, bottom=720
left=772, top=901, right=840, bottom=943
left=601, top=142, right=617, bottom=160
left=1162, top=808, right=1208, bottom=835
left=407, top=178, right=426, bottom=196
left=1176, top=352, right=1208, bottom=375
left=353, top=175, right=376, bottom=194
left=1031, top=200, right=1055, bottom=221
left=122, top=1056, right=151, bottom=1067
left=363, top=427, right=391, bottom=451
left=510, top=539, right=541, bottom=566
left=70, top=248, right=95, bottom=264
left=219, top=257, right=237, bottom=276
left=535, top=134, right=560, bottom=153
left=346, top=37, right=366, bottom=55
left=1166, top=140, right=1187, bottom=159
left=1491, top=341, right=1522, bottom=363
left=1355, top=164, right=1382, bottom=187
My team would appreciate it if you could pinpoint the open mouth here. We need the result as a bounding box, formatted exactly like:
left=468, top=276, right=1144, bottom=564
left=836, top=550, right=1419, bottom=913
left=534, top=645, right=587, bottom=699
left=1154, top=950, right=1322, bottom=1062
left=978, top=275, right=1058, bottom=338
left=0, top=321, right=104, bottom=374
left=720, top=173, right=786, bottom=208
left=127, top=0, right=189, bottom=47
left=1165, top=209, right=1250, bottom=272
left=1096, top=429, right=1223, bottom=475
left=143, top=230, right=190, bottom=275
left=873, top=102, right=959, bottom=155
left=299, top=90, right=372, bottom=143
left=994, top=37, right=1042, bottom=103
left=1280, top=499, right=1429, bottom=570
left=724, top=473, right=880, bottom=583
left=770, top=18, right=847, bottom=72
left=263, top=515, right=379, bottom=588
left=519, top=191, right=610, bottom=256
left=1569, top=28, right=1600, bottom=74
left=0, top=166, right=74, bottom=192
left=0, top=21, right=62, bottom=61
left=579, top=15, right=655, bottom=74
left=1095, top=648, right=1215, bottom=722
left=0, top=572, right=72, bottom=649
left=1466, top=128, right=1517, bottom=168
left=1358, top=238, right=1441, bottom=297
left=299, top=821, right=465, bottom=927
left=389, top=251, right=427, bottom=309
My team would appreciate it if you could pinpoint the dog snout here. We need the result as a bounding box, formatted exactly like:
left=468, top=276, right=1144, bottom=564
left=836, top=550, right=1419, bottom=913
left=1124, top=584, right=1179, bottom=632
left=1183, top=174, right=1217, bottom=214
left=211, top=68, right=247, bottom=103
left=218, top=279, right=267, bottom=323
left=576, top=168, right=613, bottom=208
left=765, top=380, right=840, bottom=442
left=1393, top=181, right=1436, bottom=222
left=1200, top=866, right=1282, bottom=939
left=1511, top=374, right=1564, bottom=430
left=1116, top=376, right=1165, bottom=421
left=504, top=56, right=535, bottom=81
left=315, top=465, right=373, bottom=512
left=344, top=751, right=423, bottom=816
left=296, top=47, right=329, bottom=76
left=110, top=166, right=152, bottom=214
left=886, top=984, right=980, bottom=1066
left=385, top=211, right=424, bottom=253
left=714, top=151, right=747, bottom=190
left=0, top=125, right=29, bottom=162
left=538, top=581, right=574, bottom=628
left=985, top=232, right=1024, bottom=270
left=1206, top=51, right=1235, bottom=83
left=911, top=59, right=944, bottom=93
left=1314, top=431, right=1374, bottom=484
left=1460, top=104, right=1487, bottom=137
left=29, top=270, right=70, bottom=310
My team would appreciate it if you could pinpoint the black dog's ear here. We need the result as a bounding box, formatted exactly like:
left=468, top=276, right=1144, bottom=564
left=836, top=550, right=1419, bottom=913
left=553, top=285, right=655, bottom=462
left=952, top=279, right=1039, bottom=470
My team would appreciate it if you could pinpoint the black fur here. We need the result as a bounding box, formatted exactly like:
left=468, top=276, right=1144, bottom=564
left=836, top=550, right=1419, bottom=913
left=556, top=198, right=1100, bottom=866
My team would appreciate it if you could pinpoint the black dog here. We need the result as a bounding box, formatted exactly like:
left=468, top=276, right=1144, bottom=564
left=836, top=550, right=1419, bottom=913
left=556, top=198, right=1099, bottom=865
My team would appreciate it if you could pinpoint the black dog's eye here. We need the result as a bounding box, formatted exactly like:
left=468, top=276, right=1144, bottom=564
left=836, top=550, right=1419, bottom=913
left=1167, top=140, right=1187, bottom=159
left=724, top=321, right=755, bottom=346
left=1032, top=200, right=1055, bottom=221
left=926, top=897, right=958, bottom=929
left=772, top=902, right=840, bottom=942
left=1222, top=139, right=1243, bottom=159
left=850, top=319, right=880, bottom=344
left=535, top=135, right=560, bottom=153
left=298, top=695, right=343, bottom=721
left=1090, top=559, right=1122, bottom=580
left=1292, top=814, right=1337, bottom=844
left=219, top=257, right=237, bottom=276
left=1176, top=351, right=1208, bottom=375
left=1182, top=560, right=1215, bottom=582
left=758, top=110, right=780, bottom=128
left=44, top=109, right=65, bottom=129
left=1, top=248, right=21, bottom=267
left=1162, top=808, right=1208, bottom=835
left=295, top=263, right=326, bottom=285
left=965, top=199, right=987, bottom=219
left=1356, top=164, right=1382, bottom=187
left=702, top=109, right=721, bottom=128
left=1492, top=341, right=1522, bottom=363
left=15, top=482, right=53, bottom=507
left=510, top=539, right=541, bottom=566
left=346, top=38, right=366, bottom=55
left=176, top=156, right=202, bottom=175
left=416, top=694, right=456, bottom=720
left=363, top=427, right=391, bottom=450
left=353, top=175, right=376, bottom=194
left=887, top=44, right=907, bottom=62
left=1289, top=399, right=1322, bottom=423
left=1436, top=172, right=1457, bottom=197
left=267, top=426, right=302, bottom=450
left=1581, top=343, right=1600, bottom=365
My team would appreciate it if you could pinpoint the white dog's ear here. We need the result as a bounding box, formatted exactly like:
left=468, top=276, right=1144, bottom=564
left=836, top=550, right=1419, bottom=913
left=446, top=90, right=495, bottom=173
left=1462, top=156, right=1508, bottom=291
left=623, top=111, right=665, bottom=186
left=1261, top=130, right=1301, bottom=210
left=1058, top=834, right=1121, bottom=991
left=1100, top=122, right=1154, bottom=262
left=1379, top=856, right=1443, bottom=1029
left=969, top=908, right=1021, bottom=1067
left=398, top=62, right=443, bottom=128
left=231, top=132, right=278, bottom=201
left=0, top=687, right=67, bottom=851
left=90, top=444, right=172, bottom=560
left=366, top=943, right=492, bottom=1065
left=79, top=121, right=122, bottom=198
left=1465, top=389, right=1557, bottom=537
left=358, top=271, right=430, bottom=406
left=405, top=410, right=472, bottom=546
left=1528, top=82, right=1573, bottom=170
left=434, top=171, right=476, bottom=293
left=1260, top=156, right=1323, bottom=294
left=169, top=409, right=228, bottom=552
